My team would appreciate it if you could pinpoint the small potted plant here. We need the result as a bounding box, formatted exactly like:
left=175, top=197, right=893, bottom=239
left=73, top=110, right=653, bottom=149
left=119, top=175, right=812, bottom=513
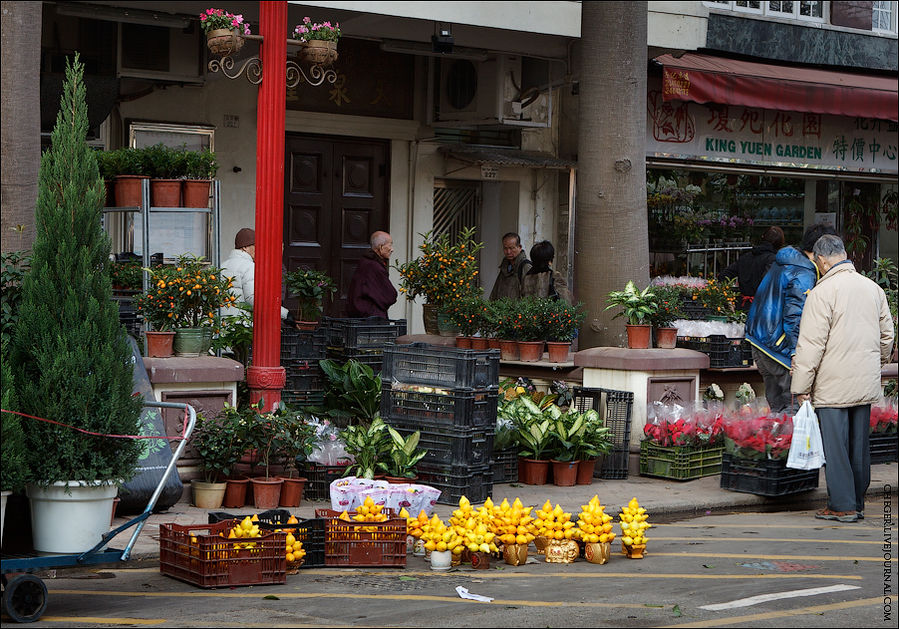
left=276, top=409, right=314, bottom=507
left=142, top=144, right=183, bottom=207
left=182, top=147, right=218, bottom=209
left=284, top=268, right=337, bottom=328
left=200, top=8, right=251, bottom=56
left=379, top=426, right=427, bottom=482
left=110, top=147, right=148, bottom=208
left=515, top=414, right=553, bottom=485
left=1, top=339, right=27, bottom=543
left=447, top=295, right=488, bottom=349
left=490, top=298, right=521, bottom=360
left=604, top=281, right=659, bottom=349
left=244, top=403, right=289, bottom=509
left=292, top=16, right=341, bottom=66
left=648, top=284, right=684, bottom=349
left=514, top=297, right=546, bottom=362
left=340, top=417, right=390, bottom=479
left=190, top=407, right=248, bottom=509
left=541, top=299, right=586, bottom=363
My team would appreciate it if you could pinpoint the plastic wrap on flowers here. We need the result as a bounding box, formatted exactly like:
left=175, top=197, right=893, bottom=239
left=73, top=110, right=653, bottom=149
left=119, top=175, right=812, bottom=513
left=870, top=399, right=898, bottom=434
left=722, top=409, right=793, bottom=461
left=644, top=401, right=725, bottom=447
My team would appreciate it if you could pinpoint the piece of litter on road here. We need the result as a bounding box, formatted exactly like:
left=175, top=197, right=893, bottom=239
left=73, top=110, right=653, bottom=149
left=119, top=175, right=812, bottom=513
left=699, top=584, right=861, bottom=611
left=644, top=604, right=664, bottom=608
left=672, top=604, right=682, bottom=617
left=263, top=595, right=280, bottom=600
left=399, top=576, right=417, bottom=581
left=702, top=564, right=714, bottom=569
left=456, top=586, right=493, bottom=602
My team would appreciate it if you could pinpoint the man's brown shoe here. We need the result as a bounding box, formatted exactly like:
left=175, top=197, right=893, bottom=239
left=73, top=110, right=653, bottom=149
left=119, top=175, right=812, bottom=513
left=815, top=508, right=858, bottom=522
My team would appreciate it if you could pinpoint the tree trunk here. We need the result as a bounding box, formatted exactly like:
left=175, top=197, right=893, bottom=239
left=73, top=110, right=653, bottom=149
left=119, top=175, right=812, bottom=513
left=1, top=1, right=42, bottom=252
left=575, top=2, right=648, bottom=348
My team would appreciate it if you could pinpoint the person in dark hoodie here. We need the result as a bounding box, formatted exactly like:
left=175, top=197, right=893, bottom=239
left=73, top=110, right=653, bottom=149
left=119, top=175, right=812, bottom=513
left=346, top=231, right=398, bottom=318
left=718, top=226, right=785, bottom=310
left=744, top=223, right=837, bottom=414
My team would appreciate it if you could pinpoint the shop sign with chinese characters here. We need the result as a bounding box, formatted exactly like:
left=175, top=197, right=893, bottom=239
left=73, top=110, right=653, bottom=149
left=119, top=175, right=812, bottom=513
left=646, top=80, right=898, bottom=175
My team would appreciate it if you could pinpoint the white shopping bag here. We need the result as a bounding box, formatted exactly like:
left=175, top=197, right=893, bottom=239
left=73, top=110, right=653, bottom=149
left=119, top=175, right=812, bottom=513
left=787, top=400, right=826, bottom=470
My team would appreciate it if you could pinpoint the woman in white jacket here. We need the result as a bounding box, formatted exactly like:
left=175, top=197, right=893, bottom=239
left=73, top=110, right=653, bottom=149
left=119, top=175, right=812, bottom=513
left=220, top=228, right=290, bottom=322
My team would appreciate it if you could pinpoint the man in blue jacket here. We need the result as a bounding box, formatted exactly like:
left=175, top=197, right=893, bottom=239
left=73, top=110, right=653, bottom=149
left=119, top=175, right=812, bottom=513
left=744, top=223, right=836, bottom=414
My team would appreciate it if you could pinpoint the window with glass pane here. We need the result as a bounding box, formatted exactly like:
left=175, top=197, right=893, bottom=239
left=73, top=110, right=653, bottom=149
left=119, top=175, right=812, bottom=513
left=736, top=1, right=762, bottom=9
left=768, top=1, right=794, bottom=14
left=799, top=1, right=823, bottom=17
left=873, top=1, right=893, bottom=30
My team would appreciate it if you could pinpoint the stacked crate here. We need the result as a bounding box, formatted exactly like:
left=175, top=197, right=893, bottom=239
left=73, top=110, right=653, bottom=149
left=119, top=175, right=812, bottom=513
left=571, top=387, right=634, bottom=479
left=379, top=343, right=500, bottom=504
left=280, top=326, right=328, bottom=408
left=324, top=317, right=407, bottom=374
left=677, top=334, right=752, bottom=368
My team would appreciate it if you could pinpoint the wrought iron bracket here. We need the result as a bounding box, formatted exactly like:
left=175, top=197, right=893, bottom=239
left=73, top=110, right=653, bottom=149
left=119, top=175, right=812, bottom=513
left=206, top=34, right=337, bottom=87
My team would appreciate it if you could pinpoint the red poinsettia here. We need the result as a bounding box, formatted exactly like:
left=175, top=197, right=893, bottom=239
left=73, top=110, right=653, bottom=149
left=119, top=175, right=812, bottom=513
left=643, top=415, right=725, bottom=447
left=870, top=405, right=898, bottom=434
left=723, top=413, right=793, bottom=460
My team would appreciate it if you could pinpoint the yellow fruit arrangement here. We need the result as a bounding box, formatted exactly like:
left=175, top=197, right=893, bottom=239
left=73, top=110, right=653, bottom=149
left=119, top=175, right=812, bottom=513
left=619, top=497, right=650, bottom=548
left=487, top=497, right=537, bottom=547
left=573, top=495, right=616, bottom=545
left=534, top=500, right=575, bottom=541
left=224, top=515, right=262, bottom=550
left=447, top=496, right=499, bottom=555
left=406, top=509, right=430, bottom=539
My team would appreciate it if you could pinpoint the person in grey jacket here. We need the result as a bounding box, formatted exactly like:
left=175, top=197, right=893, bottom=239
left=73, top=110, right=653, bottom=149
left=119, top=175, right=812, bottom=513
left=490, top=233, right=532, bottom=300
left=792, top=235, right=894, bottom=523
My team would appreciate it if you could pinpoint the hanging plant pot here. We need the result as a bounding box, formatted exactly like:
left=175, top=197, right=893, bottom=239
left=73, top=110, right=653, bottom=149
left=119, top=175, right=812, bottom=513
left=207, top=28, right=245, bottom=56
left=546, top=341, right=571, bottom=363
left=655, top=326, right=678, bottom=349
left=517, top=340, right=544, bottom=362
left=114, top=175, right=149, bottom=208
left=145, top=331, right=175, bottom=358
left=625, top=324, right=652, bottom=349
left=297, top=40, right=338, bottom=66
left=150, top=179, right=182, bottom=208
left=182, top=179, right=211, bottom=208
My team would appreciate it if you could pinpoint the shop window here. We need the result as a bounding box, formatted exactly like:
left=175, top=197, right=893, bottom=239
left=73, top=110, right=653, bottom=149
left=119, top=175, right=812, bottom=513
left=873, top=1, right=898, bottom=32
left=707, top=0, right=825, bottom=22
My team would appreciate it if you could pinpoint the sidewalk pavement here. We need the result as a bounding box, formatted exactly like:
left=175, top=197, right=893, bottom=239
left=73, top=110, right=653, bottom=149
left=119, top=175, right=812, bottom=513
left=115, top=462, right=898, bottom=563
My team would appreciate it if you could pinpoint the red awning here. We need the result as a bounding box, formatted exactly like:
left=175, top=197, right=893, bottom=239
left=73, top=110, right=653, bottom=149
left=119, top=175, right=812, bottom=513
left=655, top=53, right=898, bottom=122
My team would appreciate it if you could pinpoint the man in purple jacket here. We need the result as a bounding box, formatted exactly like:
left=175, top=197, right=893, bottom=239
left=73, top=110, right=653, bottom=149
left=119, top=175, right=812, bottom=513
left=347, top=231, right=398, bottom=318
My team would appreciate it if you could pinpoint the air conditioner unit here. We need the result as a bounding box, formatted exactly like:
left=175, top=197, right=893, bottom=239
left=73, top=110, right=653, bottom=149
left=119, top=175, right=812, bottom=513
left=435, top=55, right=549, bottom=128
left=117, top=22, right=204, bottom=84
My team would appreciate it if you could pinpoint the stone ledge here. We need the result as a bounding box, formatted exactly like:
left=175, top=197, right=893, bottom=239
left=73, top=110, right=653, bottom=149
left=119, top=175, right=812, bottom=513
left=574, top=347, right=710, bottom=371
left=395, top=334, right=458, bottom=346
left=142, top=356, right=245, bottom=384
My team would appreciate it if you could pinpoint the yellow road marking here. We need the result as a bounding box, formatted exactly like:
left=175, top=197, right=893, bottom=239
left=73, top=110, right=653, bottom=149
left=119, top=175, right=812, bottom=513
left=295, top=569, right=865, bottom=580
left=40, top=617, right=164, bottom=625
left=658, top=595, right=882, bottom=628
left=660, top=522, right=894, bottom=529
left=651, top=536, right=884, bottom=545
left=650, top=552, right=893, bottom=562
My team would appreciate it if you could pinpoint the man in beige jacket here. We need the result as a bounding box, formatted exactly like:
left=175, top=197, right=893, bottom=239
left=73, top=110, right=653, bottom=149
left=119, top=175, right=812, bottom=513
left=791, top=235, right=894, bottom=523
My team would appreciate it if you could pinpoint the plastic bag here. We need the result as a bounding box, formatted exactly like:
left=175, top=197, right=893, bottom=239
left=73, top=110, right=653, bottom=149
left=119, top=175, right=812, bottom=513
left=786, top=400, right=826, bottom=470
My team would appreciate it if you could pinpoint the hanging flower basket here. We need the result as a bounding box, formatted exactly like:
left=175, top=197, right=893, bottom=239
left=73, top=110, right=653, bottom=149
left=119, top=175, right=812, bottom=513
left=297, top=40, right=338, bottom=66
left=206, top=29, right=245, bottom=56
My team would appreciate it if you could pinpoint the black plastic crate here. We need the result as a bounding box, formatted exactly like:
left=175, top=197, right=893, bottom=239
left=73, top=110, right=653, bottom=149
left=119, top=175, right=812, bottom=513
left=491, top=448, right=518, bottom=484
left=381, top=343, right=500, bottom=389
left=283, top=361, right=325, bottom=392
left=416, top=465, right=493, bottom=505
left=677, top=335, right=749, bottom=368
left=720, top=453, right=819, bottom=496
left=596, top=446, right=630, bottom=480
left=300, top=462, right=351, bottom=501
left=391, top=421, right=494, bottom=468
left=571, top=387, right=633, bottom=450
left=324, top=317, right=407, bottom=350
left=281, top=390, right=325, bottom=409
left=327, top=347, right=386, bottom=374
left=281, top=327, right=327, bottom=362
left=680, top=300, right=715, bottom=320
left=870, top=432, right=898, bottom=464
left=741, top=339, right=754, bottom=366
left=206, top=511, right=326, bottom=569
left=380, top=384, right=498, bottom=431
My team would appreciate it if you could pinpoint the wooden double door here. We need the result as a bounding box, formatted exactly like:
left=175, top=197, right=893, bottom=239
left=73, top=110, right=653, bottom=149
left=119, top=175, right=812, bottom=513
left=284, top=134, right=390, bottom=317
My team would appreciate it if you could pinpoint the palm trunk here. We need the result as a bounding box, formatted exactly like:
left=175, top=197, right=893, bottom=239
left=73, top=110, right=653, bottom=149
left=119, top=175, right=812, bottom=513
left=576, top=2, right=649, bottom=348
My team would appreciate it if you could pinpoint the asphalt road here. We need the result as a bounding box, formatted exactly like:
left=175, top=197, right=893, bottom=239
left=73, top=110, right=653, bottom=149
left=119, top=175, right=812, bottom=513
left=7, top=495, right=896, bottom=628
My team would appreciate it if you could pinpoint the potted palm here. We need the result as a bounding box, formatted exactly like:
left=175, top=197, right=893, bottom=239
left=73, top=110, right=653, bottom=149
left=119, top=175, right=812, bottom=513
left=284, top=268, right=337, bottom=328
left=190, top=408, right=247, bottom=509
left=379, top=426, right=427, bottom=482
left=182, top=147, right=218, bottom=209
left=292, top=17, right=341, bottom=66
left=13, top=56, right=144, bottom=553
left=605, top=281, right=659, bottom=349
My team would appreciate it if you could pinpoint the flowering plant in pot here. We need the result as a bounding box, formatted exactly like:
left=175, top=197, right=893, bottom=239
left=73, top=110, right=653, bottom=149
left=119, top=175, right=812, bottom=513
left=284, top=268, right=337, bottom=325
left=200, top=8, right=251, bottom=55
left=446, top=295, right=488, bottom=345
left=540, top=299, right=586, bottom=361
left=292, top=17, right=342, bottom=65
left=647, top=284, right=684, bottom=348
left=723, top=413, right=793, bottom=461
left=605, top=281, right=658, bottom=348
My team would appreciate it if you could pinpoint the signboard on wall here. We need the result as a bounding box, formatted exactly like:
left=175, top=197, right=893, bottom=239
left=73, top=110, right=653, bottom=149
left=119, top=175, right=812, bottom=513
left=646, top=78, right=899, bottom=175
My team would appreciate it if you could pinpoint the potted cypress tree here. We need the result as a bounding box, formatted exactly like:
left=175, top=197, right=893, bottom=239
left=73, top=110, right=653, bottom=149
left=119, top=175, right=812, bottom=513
left=11, top=55, right=144, bottom=554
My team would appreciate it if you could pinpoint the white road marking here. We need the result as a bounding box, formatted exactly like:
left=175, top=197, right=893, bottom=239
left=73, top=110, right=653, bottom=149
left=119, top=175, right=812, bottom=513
left=698, top=584, right=861, bottom=611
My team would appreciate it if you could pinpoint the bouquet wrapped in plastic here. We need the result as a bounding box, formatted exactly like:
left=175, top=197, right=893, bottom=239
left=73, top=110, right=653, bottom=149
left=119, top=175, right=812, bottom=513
left=644, top=401, right=725, bottom=447
left=722, top=407, right=793, bottom=460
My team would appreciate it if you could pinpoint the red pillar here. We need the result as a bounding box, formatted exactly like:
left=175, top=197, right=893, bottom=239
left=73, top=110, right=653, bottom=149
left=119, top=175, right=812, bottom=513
left=248, top=0, right=287, bottom=410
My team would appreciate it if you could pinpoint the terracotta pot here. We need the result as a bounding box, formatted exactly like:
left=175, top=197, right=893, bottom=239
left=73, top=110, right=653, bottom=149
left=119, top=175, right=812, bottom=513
left=279, top=477, right=307, bottom=507
left=551, top=460, right=578, bottom=487
left=546, top=341, right=571, bottom=363
left=182, top=179, right=211, bottom=208
left=519, top=458, right=549, bottom=485
left=518, top=340, right=544, bottom=362
left=250, top=477, right=283, bottom=510
left=385, top=476, right=417, bottom=484
left=192, top=480, right=226, bottom=509
left=222, top=477, right=249, bottom=508
left=499, top=339, right=520, bottom=361
left=655, top=326, right=678, bottom=349
left=145, top=331, right=175, bottom=358
left=470, top=337, right=489, bottom=350
left=114, top=175, right=148, bottom=208
left=295, top=320, right=318, bottom=331
left=110, top=497, right=121, bottom=525
left=576, top=459, right=596, bottom=485
left=455, top=336, right=473, bottom=349
left=488, top=338, right=501, bottom=350
left=422, top=303, right=439, bottom=335
left=625, top=324, right=652, bottom=349
left=150, top=179, right=182, bottom=208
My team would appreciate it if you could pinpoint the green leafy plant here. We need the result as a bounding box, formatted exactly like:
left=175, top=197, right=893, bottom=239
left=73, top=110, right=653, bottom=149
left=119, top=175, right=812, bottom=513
left=539, top=298, right=586, bottom=342
left=516, top=415, right=553, bottom=460
left=605, top=281, right=659, bottom=325
left=284, top=268, right=337, bottom=321
left=864, top=257, right=898, bottom=357
left=191, top=405, right=250, bottom=482
left=378, top=426, right=427, bottom=478
left=494, top=418, right=517, bottom=452
left=1, top=250, right=30, bottom=347
left=276, top=407, right=317, bottom=477
left=396, top=226, right=485, bottom=307
left=211, top=302, right=253, bottom=366
left=183, top=147, right=218, bottom=180
left=109, top=259, right=143, bottom=291
left=340, top=417, right=390, bottom=479
left=319, top=358, right=382, bottom=425
left=648, top=284, right=685, bottom=328
left=115, top=147, right=146, bottom=177
left=11, top=55, right=143, bottom=487
left=446, top=294, right=489, bottom=337
left=142, top=143, right=183, bottom=179
left=243, top=403, right=291, bottom=479
left=1, top=338, right=27, bottom=493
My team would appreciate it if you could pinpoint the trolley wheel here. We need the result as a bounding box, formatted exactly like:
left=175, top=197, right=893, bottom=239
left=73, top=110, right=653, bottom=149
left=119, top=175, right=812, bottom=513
left=2, top=574, right=48, bottom=623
